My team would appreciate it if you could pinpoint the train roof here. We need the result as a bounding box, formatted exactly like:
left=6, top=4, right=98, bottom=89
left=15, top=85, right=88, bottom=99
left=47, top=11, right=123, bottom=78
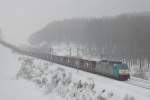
left=100, top=60, right=122, bottom=64
left=68, top=56, right=122, bottom=64
left=80, top=56, right=101, bottom=61
left=55, top=55, right=122, bottom=64
left=80, top=57, right=122, bottom=63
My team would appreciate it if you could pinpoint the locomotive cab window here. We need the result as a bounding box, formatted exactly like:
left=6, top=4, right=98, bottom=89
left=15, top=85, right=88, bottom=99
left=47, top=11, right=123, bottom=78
left=120, top=64, right=128, bottom=69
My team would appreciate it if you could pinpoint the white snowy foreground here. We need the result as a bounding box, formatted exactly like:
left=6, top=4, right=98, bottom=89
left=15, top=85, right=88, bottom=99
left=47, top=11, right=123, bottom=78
left=0, top=44, right=150, bottom=100
left=0, top=80, right=64, bottom=100
left=0, top=45, right=63, bottom=100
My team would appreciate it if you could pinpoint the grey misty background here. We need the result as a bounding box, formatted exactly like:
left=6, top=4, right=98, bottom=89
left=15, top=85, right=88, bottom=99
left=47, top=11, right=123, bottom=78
left=29, top=12, right=150, bottom=61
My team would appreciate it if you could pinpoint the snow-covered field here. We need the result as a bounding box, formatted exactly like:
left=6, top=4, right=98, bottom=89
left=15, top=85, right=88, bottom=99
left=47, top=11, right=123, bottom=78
left=0, top=45, right=63, bottom=100
left=1, top=44, right=150, bottom=100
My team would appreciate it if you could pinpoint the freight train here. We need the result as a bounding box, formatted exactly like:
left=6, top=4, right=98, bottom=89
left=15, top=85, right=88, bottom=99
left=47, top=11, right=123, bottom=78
left=19, top=50, right=130, bottom=81
left=0, top=40, right=130, bottom=81
left=47, top=55, right=130, bottom=81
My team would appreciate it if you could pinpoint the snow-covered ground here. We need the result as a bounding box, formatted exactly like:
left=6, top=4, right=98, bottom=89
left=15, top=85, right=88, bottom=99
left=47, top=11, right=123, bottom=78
left=1, top=44, right=150, bottom=100
left=0, top=44, right=63, bottom=100
left=16, top=54, right=150, bottom=100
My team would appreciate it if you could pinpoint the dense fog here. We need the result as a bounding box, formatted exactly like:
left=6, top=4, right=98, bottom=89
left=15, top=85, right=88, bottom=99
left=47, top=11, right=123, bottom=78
left=29, top=12, right=150, bottom=59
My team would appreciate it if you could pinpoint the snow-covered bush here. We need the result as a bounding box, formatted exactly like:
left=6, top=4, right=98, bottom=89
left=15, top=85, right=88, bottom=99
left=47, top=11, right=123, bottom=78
left=123, top=94, right=135, bottom=100
left=45, top=67, right=72, bottom=94
left=16, top=56, right=49, bottom=86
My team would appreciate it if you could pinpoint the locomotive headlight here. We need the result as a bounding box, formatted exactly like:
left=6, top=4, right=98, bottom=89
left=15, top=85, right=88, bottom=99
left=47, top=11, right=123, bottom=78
left=119, top=70, right=124, bottom=74
left=119, top=70, right=129, bottom=75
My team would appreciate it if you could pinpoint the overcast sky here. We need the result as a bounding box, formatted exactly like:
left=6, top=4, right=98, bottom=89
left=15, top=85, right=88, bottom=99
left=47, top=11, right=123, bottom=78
left=0, top=0, right=150, bottom=44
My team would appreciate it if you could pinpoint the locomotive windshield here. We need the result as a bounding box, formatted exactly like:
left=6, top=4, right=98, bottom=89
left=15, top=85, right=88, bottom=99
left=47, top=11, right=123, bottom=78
left=120, top=64, right=128, bottom=69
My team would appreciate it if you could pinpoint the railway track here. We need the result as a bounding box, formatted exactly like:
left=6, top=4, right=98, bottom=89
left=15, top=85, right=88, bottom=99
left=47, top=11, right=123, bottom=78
left=130, top=77, right=150, bottom=84
left=125, top=77, right=150, bottom=90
